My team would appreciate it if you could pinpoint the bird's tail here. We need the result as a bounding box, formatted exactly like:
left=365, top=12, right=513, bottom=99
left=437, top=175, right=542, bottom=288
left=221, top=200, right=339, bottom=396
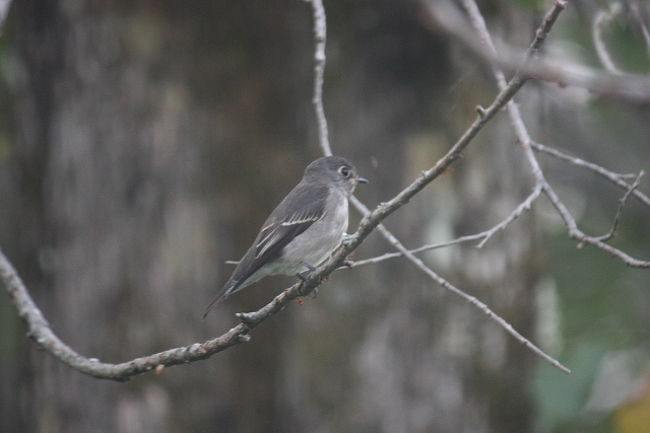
left=201, top=279, right=239, bottom=319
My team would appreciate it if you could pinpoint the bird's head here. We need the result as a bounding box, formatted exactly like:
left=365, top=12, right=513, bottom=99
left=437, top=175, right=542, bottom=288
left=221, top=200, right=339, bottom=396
left=304, top=156, right=368, bottom=196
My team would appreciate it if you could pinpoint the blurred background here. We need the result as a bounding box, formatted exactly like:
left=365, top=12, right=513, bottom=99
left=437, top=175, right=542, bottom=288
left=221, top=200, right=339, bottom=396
left=0, top=0, right=649, bottom=432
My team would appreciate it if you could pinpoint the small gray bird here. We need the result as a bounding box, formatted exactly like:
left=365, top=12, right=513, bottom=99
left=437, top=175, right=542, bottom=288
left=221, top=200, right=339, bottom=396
left=203, top=156, right=367, bottom=317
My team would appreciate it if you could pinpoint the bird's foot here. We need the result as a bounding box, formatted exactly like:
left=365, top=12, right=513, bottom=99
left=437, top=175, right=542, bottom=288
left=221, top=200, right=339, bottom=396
left=297, top=262, right=317, bottom=283
left=296, top=271, right=310, bottom=283
left=294, top=297, right=304, bottom=306
left=341, top=233, right=356, bottom=247
left=297, top=262, right=322, bottom=298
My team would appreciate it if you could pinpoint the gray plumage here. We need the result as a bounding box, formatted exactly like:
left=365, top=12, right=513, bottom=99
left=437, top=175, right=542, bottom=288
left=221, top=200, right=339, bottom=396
left=203, top=156, right=367, bottom=318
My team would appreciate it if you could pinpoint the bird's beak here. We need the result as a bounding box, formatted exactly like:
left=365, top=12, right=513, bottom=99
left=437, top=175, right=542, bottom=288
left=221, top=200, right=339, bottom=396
left=356, top=176, right=369, bottom=184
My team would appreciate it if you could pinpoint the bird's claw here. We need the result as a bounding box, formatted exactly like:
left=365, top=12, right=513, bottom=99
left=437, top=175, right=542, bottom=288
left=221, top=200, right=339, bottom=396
left=297, top=262, right=318, bottom=284
left=341, top=233, right=356, bottom=246
left=297, top=272, right=309, bottom=283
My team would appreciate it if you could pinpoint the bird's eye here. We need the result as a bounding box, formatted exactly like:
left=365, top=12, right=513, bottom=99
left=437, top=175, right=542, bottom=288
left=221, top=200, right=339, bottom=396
left=339, top=166, right=351, bottom=178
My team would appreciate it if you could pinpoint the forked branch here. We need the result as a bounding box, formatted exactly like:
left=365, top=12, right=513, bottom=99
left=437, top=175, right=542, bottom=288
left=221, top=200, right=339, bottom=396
left=1, top=0, right=578, bottom=381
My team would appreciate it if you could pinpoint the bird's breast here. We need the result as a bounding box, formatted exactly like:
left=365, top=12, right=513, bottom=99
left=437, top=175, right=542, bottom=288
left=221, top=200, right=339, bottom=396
left=280, top=192, right=349, bottom=271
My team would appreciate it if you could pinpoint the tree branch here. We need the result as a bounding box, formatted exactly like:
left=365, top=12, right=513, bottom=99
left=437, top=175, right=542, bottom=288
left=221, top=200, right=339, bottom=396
left=1, top=246, right=301, bottom=381
left=351, top=198, right=571, bottom=374
left=476, top=183, right=544, bottom=248
left=426, top=0, right=650, bottom=104
left=593, top=2, right=625, bottom=74
left=347, top=184, right=543, bottom=268
left=313, top=0, right=569, bottom=373
left=543, top=185, right=650, bottom=267
left=630, top=1, right=650, bottom=58
left=594, top=171, right=643, bottom=242
left=309, top=0, right=333, bottom=157
left=460, top=0, right=650, bottom=269
left=1, top=0, right=573, bottom=381
left=530, top=141, right=650, bottom=208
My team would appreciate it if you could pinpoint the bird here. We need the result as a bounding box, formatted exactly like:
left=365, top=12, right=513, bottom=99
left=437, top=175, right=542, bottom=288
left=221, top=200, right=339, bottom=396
left=202, top=156, right=367, bottom=318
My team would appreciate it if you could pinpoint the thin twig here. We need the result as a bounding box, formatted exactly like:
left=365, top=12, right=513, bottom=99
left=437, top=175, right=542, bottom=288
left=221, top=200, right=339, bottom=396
left=542, top=186, right=650, bottom=267
left=0, top=0, right=572, bottom=381
left=594, top=171, right=643, bottom=242
left=341, top=0, right=568, bottom=373
left=530, top=141, right=650, bottom=208
left=462, top=0, right=650, bottom=270
left=0, top=248, right=250, bottom=381
left=593, top=3, right=624, bottom=74
left=351, top=198, right=571, bottom=374
left=426, top=0, right=650, bottom=104
left=459, top=0, right=576, bottom=373
left=630, top=1, right=650, bottom=59
left=309, top=0, right=333, bottom=157
left=346, top=235, right=479, bottom=268
left=477, top=183, right=544, bottom=248
left=348, top=184, right=543, bottom=268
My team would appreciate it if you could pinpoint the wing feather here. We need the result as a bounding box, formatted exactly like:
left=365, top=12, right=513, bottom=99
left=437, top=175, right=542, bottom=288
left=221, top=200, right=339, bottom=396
left=227, top=182, right=329, bottom=293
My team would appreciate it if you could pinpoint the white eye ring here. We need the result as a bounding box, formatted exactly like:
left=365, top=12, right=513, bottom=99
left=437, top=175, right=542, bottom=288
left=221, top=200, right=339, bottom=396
left=339, top=166, right=351, bottom=178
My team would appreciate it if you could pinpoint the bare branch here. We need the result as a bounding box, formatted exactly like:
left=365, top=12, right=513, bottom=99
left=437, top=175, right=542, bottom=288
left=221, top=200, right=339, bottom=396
left=425, top=0, right=650, bottom=104
left=593, top=3, right=624, bottom=74
left=630, top=1, right=650, bottom=58
left=594, top=171, right=643, bottom=242
left=349, top=184, right=543, bottom=268
left=350, top=198, right=571, bottom=374
left=348, top=126, right=650, bottom=270
left=0, top=49, right=545, bottom=379
left=340, top=0, right=569, bottom=373
left=531, top=141, right=650, bottom=208
left=346, top=236, right=478, bottom=268
left=1, top=246, right=311, bottom=381
left=0, top=231, right=372, bottom=381
left=461, top=0, right=650, bottom=269
left=476, top=183, right=544, bottom=248
left=342, top=0, right=565, bottom=250
left=1, top=0, right=573, bottom=381
left=309, top=0, right=333, bottom=157
left=543, top=186, right=650, bottom=267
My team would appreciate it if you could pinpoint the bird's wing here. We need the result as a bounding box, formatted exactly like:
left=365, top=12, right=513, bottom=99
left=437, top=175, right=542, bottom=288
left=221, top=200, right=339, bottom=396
left=233, top=183, right=328, bottom=286
left=255, top=201, right=326, bottom=259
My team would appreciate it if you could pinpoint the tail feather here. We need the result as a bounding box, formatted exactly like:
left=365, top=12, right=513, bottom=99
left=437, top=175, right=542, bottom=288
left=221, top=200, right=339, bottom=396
left=201, top=280, right=239, bottom=319
left=202, top=250, right=258, bottom=318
